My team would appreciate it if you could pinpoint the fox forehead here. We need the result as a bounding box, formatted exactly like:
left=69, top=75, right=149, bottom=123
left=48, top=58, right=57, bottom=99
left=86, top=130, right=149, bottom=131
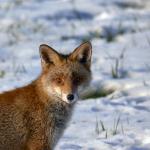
left=48, top=61, right=89, bottom=79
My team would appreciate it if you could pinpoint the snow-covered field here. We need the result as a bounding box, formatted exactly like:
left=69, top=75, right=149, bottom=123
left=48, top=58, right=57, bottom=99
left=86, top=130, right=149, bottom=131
left=0, top=0, right=150, bottom=149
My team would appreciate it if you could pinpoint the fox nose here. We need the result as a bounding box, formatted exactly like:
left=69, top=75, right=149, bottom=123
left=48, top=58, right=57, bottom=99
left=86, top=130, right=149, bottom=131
left=67, top=94, right=74, bottom=101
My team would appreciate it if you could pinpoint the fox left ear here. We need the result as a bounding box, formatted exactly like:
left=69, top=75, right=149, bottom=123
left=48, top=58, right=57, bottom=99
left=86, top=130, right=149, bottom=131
left=70, top=41, right=92, bottom=68
left=39, top=44, right=61, bottom=70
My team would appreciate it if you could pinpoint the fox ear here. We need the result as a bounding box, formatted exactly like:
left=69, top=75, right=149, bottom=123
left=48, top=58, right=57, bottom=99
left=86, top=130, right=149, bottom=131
left=39, top=44, right=60, bottom=69
left=70, top=42, right=92, bottom=68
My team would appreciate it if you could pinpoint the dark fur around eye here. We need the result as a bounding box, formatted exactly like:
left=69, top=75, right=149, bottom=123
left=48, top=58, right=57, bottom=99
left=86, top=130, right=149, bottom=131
left=73, top=77, right=82, bottom=85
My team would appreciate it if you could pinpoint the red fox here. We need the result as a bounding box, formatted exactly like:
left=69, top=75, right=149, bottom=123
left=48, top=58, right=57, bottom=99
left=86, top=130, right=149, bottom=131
left=0, top=42, right=92, bottom=150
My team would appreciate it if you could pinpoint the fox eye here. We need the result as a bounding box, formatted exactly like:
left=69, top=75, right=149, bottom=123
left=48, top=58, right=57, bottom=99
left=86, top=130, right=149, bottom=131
left=73, top=77, right=81, bottom=85
left=56, top=78, right=63, bottom=85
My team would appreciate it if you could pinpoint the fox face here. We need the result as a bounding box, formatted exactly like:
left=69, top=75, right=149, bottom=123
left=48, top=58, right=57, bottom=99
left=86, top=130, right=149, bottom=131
left=39, top=42, right=92, bottom=104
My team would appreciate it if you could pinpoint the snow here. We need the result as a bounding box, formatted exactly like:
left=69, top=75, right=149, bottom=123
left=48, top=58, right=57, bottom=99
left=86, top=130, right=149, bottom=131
left=0, top=0, right=150, bottom=149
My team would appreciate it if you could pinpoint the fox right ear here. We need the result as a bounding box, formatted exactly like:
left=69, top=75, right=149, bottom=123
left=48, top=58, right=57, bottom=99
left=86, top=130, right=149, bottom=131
left=70, top=42, right=92, bottom=69
left=39, top=44, right=60, bottom=69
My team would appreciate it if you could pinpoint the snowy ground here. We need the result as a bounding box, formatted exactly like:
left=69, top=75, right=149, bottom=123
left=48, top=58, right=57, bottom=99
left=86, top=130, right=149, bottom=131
left=0, top=0, right=150, bottom=149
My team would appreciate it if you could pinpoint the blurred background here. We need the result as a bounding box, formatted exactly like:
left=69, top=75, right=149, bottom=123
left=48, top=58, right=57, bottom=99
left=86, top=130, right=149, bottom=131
left=0, top=0, right=150, bottom=149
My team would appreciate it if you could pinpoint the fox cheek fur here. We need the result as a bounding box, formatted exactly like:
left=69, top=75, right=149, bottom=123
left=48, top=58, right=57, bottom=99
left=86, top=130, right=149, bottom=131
left=0, top=41, right=92, bottom=150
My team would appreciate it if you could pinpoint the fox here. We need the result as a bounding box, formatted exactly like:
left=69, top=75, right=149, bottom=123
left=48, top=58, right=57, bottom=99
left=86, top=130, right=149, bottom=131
left=0, top=42, right=92, bottom=150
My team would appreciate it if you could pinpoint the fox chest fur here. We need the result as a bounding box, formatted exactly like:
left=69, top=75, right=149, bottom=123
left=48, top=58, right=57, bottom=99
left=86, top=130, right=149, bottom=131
left=44, top=100, right=74, bottom=148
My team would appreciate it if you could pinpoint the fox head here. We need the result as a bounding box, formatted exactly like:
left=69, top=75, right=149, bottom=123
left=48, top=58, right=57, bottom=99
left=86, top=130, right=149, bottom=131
left=39, top=42, right=92, bottom=104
